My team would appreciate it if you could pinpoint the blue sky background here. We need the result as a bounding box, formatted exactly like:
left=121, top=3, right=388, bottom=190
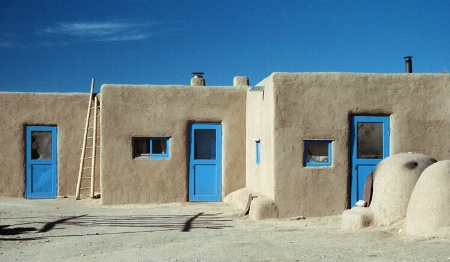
left=0, top=0, right=449, bottom=93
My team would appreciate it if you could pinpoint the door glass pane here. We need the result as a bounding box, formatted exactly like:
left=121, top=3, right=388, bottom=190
left=194, top=129, right=216, bottom=159
left=357, top=123, right=383, bottom=159
left=31, top=131, right=52, bottom=159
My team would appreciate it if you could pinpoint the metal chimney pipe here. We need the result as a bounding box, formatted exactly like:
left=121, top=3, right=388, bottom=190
left=404, top=56, right=413, bottom=73
left=191, top=72, right=205, bottom=86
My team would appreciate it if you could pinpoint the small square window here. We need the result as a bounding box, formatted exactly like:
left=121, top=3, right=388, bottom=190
left=133, top=137, right=170, bottom=159
left=304, top=140, right=332, bottom=167
left=256, top=141, right=261, bottom=165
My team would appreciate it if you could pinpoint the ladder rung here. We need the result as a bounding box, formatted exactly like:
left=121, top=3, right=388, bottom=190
left=80, top=187, right=91, bottom=190
left=81, top=177, right=92, bottom=179
left=82, top=167, right=92, bottom=170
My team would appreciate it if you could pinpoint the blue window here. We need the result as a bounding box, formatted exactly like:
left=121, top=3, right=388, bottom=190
left=304, top=140, right=332, bottom=167
left=256, top=140, right=261, bottom=165
left=133, top=137, right=170, bottom=159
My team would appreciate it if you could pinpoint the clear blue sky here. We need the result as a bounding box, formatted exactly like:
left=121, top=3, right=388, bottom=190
left=1, top=0, right=449, bottom=93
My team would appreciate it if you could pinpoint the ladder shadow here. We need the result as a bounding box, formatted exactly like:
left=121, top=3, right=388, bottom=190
left=38, top=215, right=87, bottom=233
left=0, top=225, right=37, bottom=235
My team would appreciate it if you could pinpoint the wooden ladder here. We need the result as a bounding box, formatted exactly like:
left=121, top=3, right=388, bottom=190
left=76, top=79, right=101, bottom=200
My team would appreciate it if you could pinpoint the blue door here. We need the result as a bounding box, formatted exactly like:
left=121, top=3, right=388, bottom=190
left=26, top=126, right=58, bottom=199
left=350, top=116, right=389, bottom=206
left=189, top=123, right=222, bottom=202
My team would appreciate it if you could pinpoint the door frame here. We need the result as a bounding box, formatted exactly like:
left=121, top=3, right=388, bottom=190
left=25, top=125, right=58, bottom=199
left=188, top=123, right=222, bottom=202
left=350, top=116, right=389, bottom=206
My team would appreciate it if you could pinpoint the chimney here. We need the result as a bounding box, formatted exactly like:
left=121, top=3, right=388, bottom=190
left=233, top=76, right=249, bottom=87
left=404, top=56, right=413, bottom=73
left=191, top=72, right=205, bottom=86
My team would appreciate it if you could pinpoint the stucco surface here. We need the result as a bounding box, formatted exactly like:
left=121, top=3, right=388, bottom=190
left=0, top=92, right=88, bottom=197
left=246, top=76, right=276, bottom=199
left=262, top=73, right=450, bottom=218
left=223, top=187, right=252, bottom=211
left=369, top=153, right=437, bottom=226
left=405, top=160, right=450, bottom=237
left=233, top=76, right=249, bottom=87
left=100, top=85, right=246, bottom=205
left=248, top=194, right=278, bottom=220
left=341, top=206, right=374, bottom=230
left=224, top=188, right=279, bottom=220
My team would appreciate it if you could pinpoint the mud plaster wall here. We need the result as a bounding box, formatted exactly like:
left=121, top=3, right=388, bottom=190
left=246, top=77, right=276, bottom=199
left=270, top=73, right=450, bottom=218
left=0, top=92, right=89, bottom=197
left=100, top=85, right=246, bottom=205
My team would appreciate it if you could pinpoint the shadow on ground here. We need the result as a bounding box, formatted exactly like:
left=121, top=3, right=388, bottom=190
left=0, top=212, right=233, bottom=241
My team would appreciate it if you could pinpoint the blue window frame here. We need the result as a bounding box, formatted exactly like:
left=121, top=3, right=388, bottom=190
left=304, top=140, right=332, bottom=167
left=133, top=137, right=170, bottom=159
left=256, top=140, right=261, bottom=165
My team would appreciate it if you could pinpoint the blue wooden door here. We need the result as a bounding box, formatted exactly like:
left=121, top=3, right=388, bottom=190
left=26, top=126, right=58, bottom=199
left=189, top=123, right=222, bottom=202
left=350, top=116, right=389, bottom=206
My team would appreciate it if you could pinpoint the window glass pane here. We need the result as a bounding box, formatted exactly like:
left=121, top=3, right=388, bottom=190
left=133, top=138, right=150, bottom=157
left=151, top=139, right=167, bottom=154
left=256, top=141, right=261, bottom=165
left=357, top=122, right=383, bottom=159
left=31, top=131, right=52, bottom=159
left=194, top=129, right=216, bottom=159
left=307, top=143, right=329, bottom=162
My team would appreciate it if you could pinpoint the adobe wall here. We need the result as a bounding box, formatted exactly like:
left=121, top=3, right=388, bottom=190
left=100, top=84, right=246, bottom=205
left=0, top=92, right=89, bottom=197
left=270, top=73, right=450, bottom=218
left=245, top=77, right=276, bottom=199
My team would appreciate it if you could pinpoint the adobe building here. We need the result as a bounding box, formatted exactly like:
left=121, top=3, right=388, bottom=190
left=100, top=76, right=247, bottom=205
left=245, top=72, right=450, bottom=217
left=0, top=93, right=88, bottom=198
left=1, top=71, right=449, bottom=219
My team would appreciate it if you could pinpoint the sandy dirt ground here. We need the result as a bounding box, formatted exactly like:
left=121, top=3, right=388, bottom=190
left=0, top=197, right=448, bottom=262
